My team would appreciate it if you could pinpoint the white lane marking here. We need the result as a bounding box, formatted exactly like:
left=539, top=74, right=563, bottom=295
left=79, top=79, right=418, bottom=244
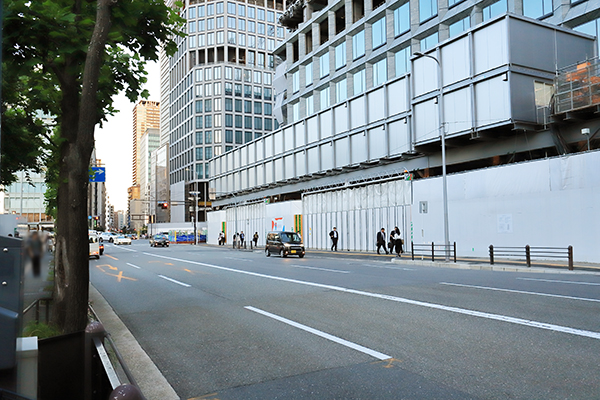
left=517, top=277, right=600, bottom=286
left=225, top=257, right=254, bottom=262
left=126, top=263, right=141, bottom=269
left=440, top=282, right=600, bottom=303
left=115, top=246, right=137, bottom=252
left=289, top=265, right=350, bottom=274
left=364, top=264, right=416, bottom=271
left=245, top=306, right=390, bottom=360
left=158, top=275, right=191, bottom=287
left=143, top=253, right=600, bottom=340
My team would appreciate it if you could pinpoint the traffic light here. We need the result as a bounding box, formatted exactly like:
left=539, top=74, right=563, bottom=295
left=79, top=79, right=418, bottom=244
left=93, top=216, right=99, bottom=220
left=160, top=202, right=169, bottom=209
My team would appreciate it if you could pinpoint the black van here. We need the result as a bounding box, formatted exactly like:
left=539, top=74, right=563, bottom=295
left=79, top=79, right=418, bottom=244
left=265, top=231, right=305, bottom=258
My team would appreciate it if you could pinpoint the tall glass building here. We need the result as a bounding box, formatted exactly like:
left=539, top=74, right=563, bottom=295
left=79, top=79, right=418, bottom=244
left=164, top=0, right=286, bottom=223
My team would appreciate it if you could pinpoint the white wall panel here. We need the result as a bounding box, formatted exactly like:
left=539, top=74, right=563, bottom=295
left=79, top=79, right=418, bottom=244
left=256, top=164, right=264, bottom=185
left=307, top=116, right=319, bottom=144
left=388, top=78, right=408, bottom=116
left=308, top=146, right=319, bottom=173
left=388, top=119, right=410, bottom=156
left=334, top=104, right=348, bottom=135
left=256, top=139, right=264, bottom=160
left=351, top=133, right=367, bottom=164
left=295, top=122, right=306, bottom=147
left=284, top=126, right=294, bottom=152
left=264, top=161, right=273, bottom=184
left=414, top=100, right=439, bottom=143
left=275, top=158, right=284, bottom=181
left=475, top=76, right=510, bottom=128
left=474, top=19, right=508, bottom=75
left=274, top=131, right=284, bottom=155
left=296, top=151, right=307, bottom=175
left=369, top=126, right=387, bottom=160
left=320, top=110, right=333, bottom=139
left=265, top=135, right=274, bottom=158
left=444, top=88, right=472, bottom=135
left=368, top=87, right=385, bottom=122
left=284, top=154, right=294, bottom=179
left=241, top=146, right=248, bottom=167
left=240, top=169, right=247, bottom=190
left=226, top=152, right=233, bottom=172
left=350, top=97, right=366, bottom=128
left=233, top=148, right=240, bottom=169
left=335, top=137, right=350, bottom=167
left=320, top=143, right=333, bottom=171
left=413, top=56, right=438, bottom=97
left=442, top=37, right=470, bottom=85
left=248, top=143, right=256, bottom=164
left=248, top=166, right=256, bottom=188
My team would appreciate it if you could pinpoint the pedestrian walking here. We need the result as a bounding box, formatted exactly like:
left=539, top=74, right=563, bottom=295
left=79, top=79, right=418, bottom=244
left=329, top=227, right=339, bottom=251
left=394, top=227, right=403, bottom=256
left=218, top=231, right=224, bottom=245
left=26, top=231, right=43, bottom=277
left=240, top=231, right=246, bottom=248
left=376, top=228, right=389, bottom=255
left=253, top=232, right=259, bottom=248
left=389, top=229, right=396, bottom=254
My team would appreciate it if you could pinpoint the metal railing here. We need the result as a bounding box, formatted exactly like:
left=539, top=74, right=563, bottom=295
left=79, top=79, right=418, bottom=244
left=554, top=58, right=600, bottom=114
left=411, top=242, right=456, bottom=263
left=489, top=245, right=574, bottom=270
left=22, top=297, right=52, bottom=324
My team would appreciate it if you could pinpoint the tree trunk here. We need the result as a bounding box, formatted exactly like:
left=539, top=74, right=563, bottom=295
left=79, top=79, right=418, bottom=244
left=52, top=0, right=116, bottom=334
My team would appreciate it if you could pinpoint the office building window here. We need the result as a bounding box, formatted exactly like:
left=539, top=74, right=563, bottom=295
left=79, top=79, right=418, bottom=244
left=449, top=16, right=470, bottom=37
left=292, top=70, right=300, bottom=93
left=265, top=118, right=273, bottom=131
left=214, top=146, right=222, bottom=156
left=235, top=130, right=243, bottom=144
left=372, top=17, right=386, bottom=49
left=394, top=3, right=410, bottom=37
left=214, top=114, right=222, bottom=128
left=205, top=164, right=210, bottom=179
left=482, top=0, right=507, bottom=21
left=320, top=86, right=330, bottom=109
left=228, top=2, right=236, bottom=14
left=205, top=130, right=213, bottom=144
left=265, top=103, right=273, bottom=115
left=196, top=131, right=203, bottom=144
left=228, top=31, right=236, bottom=44
left=225, top=129, right=234, bottom=143
left=336, top=79, right=347, bottom=103
left=248, top=6, right=255, bottom=18
left=226, top=146, right=233, bottom=152
left=245, top=85, right=252, bottom=97
left=196, top=147, right=204, bottom=160
left=205, top=115, right=213, bottom=129
left=189, top=35, right=196, bottom=48
left=207, top=3, right=214, bottom=15
left=320, top=52, right=330, bottom=78
left=228, top=16, right=236, bottom=28
left=419, top=0, right=437, bottom=22
left=225, top=98, right=233, bottom=111
left=292, top=102, right=300, bottom=121
left=305, top=62, right=313, bottom=86
left=238, top=4, right=245, bottom=16
left=214, top=129, right=222, bottom=143
left=189, top=6, right=197, bottom=18
left=207, top=18, right=215, bottom=30
left=420, top=31, right=438, bottom=51
left=524, top=0, right=553, bottom=18
left=245, top=131, right=253, bottom=142
left=205, top=99, right=212, bottom=112
left=196, top=116, right=203, bottom=129
left=235, top=115, right=243, bottom=128
left=245, top=100, right=252, bottom=113
left=353, top=68, right=366, bottom=95
left=254, top=101, right=262, bottom=114
left=235, top=84, right=242, bottom=96
left=235, top=99, right=242, bottom=112
left=196, top=163, right=204, bottom=179
left=245, top=115, right=253, bottom=128
left=395, top=47, right=410, bottom=77
left=335, top=41, right=346, bottom=70
left=238, top=33, right=246, bottom=46
left=225, top=114, right=233, bottom=127
left=254, top=86, right=262, bottom=99
left=196, top=100, right=203, bottom=113
left=353, top=30, right=365, bottom=59
left=254, top=117, right=262, bottom=130
left=205, top=147, right=213, bottom=160
left=372, top=58, right=387, bottom=87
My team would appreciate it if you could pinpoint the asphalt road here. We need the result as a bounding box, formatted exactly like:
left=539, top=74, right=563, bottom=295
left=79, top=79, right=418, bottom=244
left=91, top=241, right=600, bottom=400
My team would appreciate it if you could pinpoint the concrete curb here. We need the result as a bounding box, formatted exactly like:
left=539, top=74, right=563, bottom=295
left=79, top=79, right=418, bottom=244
left=89, top=284, right=180, bottom=400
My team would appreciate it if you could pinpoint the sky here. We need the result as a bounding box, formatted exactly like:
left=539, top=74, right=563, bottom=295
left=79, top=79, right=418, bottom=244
left=94, top=61, right=160, bottom=212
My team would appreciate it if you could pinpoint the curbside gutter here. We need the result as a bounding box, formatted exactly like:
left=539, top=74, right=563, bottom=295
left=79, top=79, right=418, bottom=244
left=89, top=284, right=180, bottom=400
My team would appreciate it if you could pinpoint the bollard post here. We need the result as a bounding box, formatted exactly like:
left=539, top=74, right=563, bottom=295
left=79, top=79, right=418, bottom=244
left=431, top=242, right=435, bottom=262
left=489, top=245, right=494, bottom=265
left=453, top=242, right=457, bottom=263
left=411, top=241, right=414, bottom=261
left=568, top=245, right=573, bottom=270
left=525, top=245, right=531, bottom=267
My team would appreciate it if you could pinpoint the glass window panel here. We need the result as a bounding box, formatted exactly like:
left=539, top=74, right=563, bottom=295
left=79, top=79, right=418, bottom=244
left=336, top=79, right=347, bottom=102
left=419, top=0, right=437, bottom=22
left=335, top=41, right=346, bottom=70
left=305, top=62, right=313, bottom=86
left=372, top=58, right=387, bottom=87
left=353, top=69, right=366, bottom=95
left=353, top=30, right=365, bottom=59
left=395, top=47, right=410, bottom=77
left=372, top=17, right=386, bottom=49
left=449, top=16, right=470, bottom=37
left=394, top=3, right=410, bottom=36
left=320, top=52, right=330, bottom=78
left=205, top=130, right=213, bottom=144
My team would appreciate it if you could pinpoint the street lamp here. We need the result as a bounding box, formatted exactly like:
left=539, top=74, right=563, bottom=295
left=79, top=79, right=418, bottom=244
left=581, top=128, right=591, bottom=151
left=415, top=51, right=450, bottom=261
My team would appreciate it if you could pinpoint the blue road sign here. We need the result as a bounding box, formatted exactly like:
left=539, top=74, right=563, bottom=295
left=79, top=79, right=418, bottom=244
left=90, top=167, right=106, bottom=183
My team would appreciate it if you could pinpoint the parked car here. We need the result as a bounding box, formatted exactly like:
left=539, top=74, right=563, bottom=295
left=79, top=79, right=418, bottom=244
left=150, top=234, right=169, bottom=247
left=265, top=231, right=305, bottom=258
left=114, top=235, right=132, bottom=245
left=100, top=232, right=118, bottom=243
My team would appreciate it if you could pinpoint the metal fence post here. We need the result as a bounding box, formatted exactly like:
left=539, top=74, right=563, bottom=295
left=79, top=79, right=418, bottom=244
left=568, top=245, right=573, bottom=270
left=453, top=242, right=456, bottom=263
left=489, top=245, right=494, bottom=265
left=525, top=245, right=531, bottom=267
left=411, top=241, right=414, bottom=261
left=431, top=242, right=435, bottom=262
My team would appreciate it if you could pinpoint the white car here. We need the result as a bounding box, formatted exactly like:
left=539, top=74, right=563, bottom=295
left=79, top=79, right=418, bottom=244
left=113, top=235, right=132, bottom=245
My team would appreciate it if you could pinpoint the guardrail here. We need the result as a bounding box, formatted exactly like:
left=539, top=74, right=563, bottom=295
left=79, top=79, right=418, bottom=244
left=22, top=297, right=52, bottom=324
left=411, top=242, right=457, bottom=263
left=489, top=245, right=574, bottom=270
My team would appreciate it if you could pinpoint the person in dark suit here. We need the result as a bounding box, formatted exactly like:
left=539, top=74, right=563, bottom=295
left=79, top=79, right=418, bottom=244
left=376, top=228, right=388, bottom=255
left=329, top=227, right=339, bottom=251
